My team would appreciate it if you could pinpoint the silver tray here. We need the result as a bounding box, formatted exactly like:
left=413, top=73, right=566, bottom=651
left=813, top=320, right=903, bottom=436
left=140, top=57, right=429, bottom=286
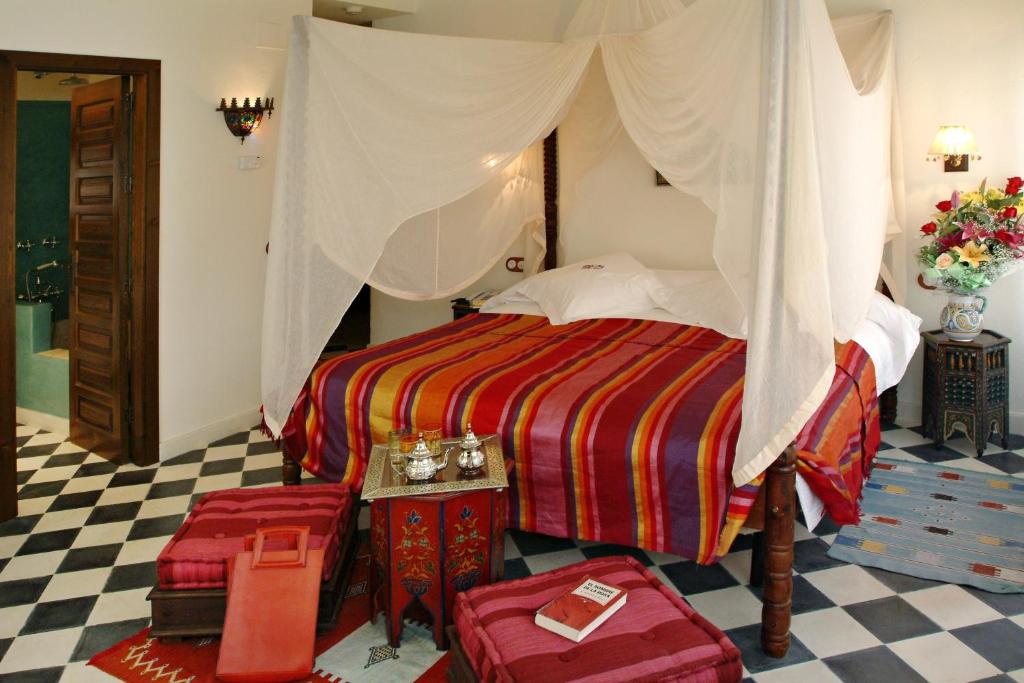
left=362, top=436, right=508, bottom=501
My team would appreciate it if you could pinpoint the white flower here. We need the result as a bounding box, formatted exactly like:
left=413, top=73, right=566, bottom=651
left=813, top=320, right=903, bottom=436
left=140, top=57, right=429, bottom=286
left=935, top=253, right=955, bottom=270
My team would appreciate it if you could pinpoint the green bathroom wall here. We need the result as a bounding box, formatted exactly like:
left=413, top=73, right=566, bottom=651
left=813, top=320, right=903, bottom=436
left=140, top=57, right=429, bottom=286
left=15, top=101, right=71, bottom=321
left=15, top=302, right=69, bottom=419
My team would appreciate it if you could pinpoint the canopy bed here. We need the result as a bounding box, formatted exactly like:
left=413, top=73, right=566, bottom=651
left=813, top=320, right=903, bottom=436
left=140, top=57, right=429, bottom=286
left=260, top=0, right=909, bottom=658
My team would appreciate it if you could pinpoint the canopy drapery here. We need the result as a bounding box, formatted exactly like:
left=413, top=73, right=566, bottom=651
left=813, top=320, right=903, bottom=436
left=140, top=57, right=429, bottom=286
left=262, top=0, right=898, bottom=486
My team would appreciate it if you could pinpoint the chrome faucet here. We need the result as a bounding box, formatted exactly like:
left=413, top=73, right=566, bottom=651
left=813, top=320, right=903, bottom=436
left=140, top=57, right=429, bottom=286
left=38, top=284, right=65, bottom=300
left=42, top=236, right=62, bottom=248
left=22, top=260, right=67, bottom=303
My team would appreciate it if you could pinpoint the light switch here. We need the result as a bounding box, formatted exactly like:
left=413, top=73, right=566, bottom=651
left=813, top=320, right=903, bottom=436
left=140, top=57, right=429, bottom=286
left=238, top=155, right=263, bottom=170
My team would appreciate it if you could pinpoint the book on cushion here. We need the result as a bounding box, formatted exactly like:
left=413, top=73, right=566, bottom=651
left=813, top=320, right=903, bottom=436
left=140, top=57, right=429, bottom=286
left=534, top=576, right=628, bottom=642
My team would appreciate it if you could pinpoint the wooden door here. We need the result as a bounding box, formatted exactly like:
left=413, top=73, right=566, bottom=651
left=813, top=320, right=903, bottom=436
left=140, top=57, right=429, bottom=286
left=0, top=56, right=17, bottom=521
left=69, top=76, right=131, bottom=461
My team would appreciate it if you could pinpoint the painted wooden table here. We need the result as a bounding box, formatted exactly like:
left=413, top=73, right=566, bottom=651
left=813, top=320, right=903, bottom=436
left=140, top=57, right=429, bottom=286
left=921, top=329, right=1011, bottom=456
left=364, top=437, right=510, bottom=650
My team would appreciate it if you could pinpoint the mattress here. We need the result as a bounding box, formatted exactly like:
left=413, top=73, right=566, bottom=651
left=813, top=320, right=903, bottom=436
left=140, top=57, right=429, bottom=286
left=280, top=314, right=879, bottom=563
left=156, top=484, right=352, bottom=590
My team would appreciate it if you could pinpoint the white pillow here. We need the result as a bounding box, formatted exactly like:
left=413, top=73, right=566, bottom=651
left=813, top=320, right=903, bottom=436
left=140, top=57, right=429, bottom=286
left=484, top=298, right=698, bottom=325
left=855, top=291, right=922, bottom=391
left=481, top=253, right=658, bottom=325
left=647, top=270, right=748, bottom=338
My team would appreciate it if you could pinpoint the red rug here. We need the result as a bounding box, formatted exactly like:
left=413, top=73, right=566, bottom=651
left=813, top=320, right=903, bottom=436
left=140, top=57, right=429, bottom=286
left=89, top=545, right=451, bottom=683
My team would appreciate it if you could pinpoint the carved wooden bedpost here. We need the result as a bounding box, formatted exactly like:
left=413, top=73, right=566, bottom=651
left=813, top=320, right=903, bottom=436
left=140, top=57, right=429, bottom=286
left=879, top=387, right=898, bottom=424
left=878, top=280, right=899, bottom=424
left=282, top=448, right=302, bottom=486
left=542, top=129, right=558, bottom=271
left=761, top=445, right=797, bottom=658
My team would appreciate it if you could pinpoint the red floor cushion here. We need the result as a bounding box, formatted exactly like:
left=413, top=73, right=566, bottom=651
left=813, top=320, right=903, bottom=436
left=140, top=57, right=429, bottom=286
left=156, top=484, right=352, bottom=590
left=453, top=555, right=742, bottom=683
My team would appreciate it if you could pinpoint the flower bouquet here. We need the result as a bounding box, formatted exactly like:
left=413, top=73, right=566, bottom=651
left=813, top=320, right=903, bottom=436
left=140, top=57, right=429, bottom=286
left=918, top=176, right=1024, bottom=340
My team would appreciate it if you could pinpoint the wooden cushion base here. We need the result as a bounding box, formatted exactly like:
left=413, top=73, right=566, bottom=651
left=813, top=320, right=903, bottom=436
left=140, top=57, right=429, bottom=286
left=147, top=500, right=359, bottom=639
left=446, top=626, right=477, bottom=683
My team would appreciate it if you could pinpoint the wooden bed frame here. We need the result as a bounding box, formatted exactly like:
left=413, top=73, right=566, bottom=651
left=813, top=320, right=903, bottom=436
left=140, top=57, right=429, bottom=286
left=279, top=129, right=896, bottom=659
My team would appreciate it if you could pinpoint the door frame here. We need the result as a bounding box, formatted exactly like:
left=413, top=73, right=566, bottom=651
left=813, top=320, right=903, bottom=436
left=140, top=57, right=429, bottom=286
left=0, top=51, right=160, bottom=521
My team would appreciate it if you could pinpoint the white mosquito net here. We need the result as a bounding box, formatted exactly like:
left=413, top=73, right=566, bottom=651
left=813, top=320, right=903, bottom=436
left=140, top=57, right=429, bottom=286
left=261, top=0, right=899, bottom=487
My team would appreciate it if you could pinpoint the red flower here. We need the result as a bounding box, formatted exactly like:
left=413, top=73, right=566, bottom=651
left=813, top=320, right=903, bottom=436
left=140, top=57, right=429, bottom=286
left=995, top=230, right=1023, bottom=248
left=936, top=229, right=965, bottom=252
left=1005, top=176, right=1024, bottom=196
left=935, top=200, right=954, bottom=212
left=920, top=222, right=938, bottom=235
left=1003, top=206, right=1018, bottom=219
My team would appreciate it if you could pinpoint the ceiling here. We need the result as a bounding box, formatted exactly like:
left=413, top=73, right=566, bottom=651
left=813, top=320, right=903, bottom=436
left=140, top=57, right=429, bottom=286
left=312, top=0, right=413, bottom=24
left=16, top=72, right=118, bottom=101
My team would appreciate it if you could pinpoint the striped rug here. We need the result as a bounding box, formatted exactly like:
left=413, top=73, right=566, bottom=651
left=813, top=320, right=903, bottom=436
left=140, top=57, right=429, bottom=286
left=89, top=544, right=451, bottom=682
left=828, top=458, right=1024, bottom=593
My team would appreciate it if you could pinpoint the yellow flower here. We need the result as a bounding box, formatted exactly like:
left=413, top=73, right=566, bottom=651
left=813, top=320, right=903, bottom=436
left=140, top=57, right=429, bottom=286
left=960, top=191, right=984, bottom=205
left=986, top=188, right=1006, bottom=201
left=953, top=241, right=992, bottom=268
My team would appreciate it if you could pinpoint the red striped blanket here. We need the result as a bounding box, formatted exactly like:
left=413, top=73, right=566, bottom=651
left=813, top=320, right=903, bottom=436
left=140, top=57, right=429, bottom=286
left=280, top=314, right=879, bottom=564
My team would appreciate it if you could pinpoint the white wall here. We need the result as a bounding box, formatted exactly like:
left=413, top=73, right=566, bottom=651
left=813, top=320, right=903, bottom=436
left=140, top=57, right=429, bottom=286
left=826, top=0, right=1024, bottom=431
left=0, top=0, right=312, bottom=458
left=561, top=133, right=715, bottom=270
left=371, top=0, right=713, bottom=344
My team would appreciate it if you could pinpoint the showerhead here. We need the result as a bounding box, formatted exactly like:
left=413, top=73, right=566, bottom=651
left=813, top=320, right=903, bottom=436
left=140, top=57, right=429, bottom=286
left=32, top=260, right=62, bottom=272
left=59, top=73, right=88, bottom=86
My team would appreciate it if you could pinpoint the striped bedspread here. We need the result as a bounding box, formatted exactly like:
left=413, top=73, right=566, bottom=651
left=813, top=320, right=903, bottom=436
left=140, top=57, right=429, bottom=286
left=280, top=314, right=880, bottom=563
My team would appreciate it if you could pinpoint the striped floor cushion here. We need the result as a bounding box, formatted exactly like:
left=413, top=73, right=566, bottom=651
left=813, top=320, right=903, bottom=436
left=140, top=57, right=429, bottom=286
left=156, top=484, right=352, bottom=590
left=452, top=556, right=742, bottom=682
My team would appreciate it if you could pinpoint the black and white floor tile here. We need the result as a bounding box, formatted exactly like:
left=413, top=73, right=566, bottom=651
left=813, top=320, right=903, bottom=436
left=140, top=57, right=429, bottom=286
left=1, top=421, right=1022, bottom=682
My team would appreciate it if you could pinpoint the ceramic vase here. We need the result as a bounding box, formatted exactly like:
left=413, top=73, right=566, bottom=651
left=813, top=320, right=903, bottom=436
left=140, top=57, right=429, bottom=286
left=940, top=292, right=987, bottom=342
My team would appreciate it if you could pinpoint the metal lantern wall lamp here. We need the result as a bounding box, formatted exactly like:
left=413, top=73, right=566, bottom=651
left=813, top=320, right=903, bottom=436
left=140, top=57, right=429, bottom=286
left=926, top=124, right=980, bottom=172
left=216, top=97, right=274, bottom=144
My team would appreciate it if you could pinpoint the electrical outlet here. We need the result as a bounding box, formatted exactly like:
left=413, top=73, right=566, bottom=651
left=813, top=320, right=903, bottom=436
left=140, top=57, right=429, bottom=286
left=238, top=155, right=263, bottom=170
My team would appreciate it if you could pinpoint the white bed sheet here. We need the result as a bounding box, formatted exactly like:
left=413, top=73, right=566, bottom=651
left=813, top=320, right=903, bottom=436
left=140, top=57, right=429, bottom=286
left=852, top=291, right=923, bottom=393
left=482, top=300, right=686, bottom=323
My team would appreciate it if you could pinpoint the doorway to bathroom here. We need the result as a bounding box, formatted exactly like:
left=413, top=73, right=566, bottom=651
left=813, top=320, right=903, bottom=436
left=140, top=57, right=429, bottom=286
left=0, top=52, right=161, bottom=523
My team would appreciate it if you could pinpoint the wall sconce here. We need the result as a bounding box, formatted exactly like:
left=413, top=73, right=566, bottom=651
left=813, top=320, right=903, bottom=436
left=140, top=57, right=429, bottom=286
left=926, top=124, right=980, bottom=172
left=216, top=97, right=274, bottom=144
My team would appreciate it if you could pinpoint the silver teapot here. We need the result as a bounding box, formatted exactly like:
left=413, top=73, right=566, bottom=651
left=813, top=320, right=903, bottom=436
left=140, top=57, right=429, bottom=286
left=456, top=424, right=485, bottom=475
left=403, top=433, right=449, bottom=482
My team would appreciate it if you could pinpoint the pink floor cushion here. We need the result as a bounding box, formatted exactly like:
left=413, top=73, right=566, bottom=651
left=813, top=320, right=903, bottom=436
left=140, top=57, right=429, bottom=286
left=156, top=484, right=352, bottom=590
left=453, top=555, right=742, bottom=683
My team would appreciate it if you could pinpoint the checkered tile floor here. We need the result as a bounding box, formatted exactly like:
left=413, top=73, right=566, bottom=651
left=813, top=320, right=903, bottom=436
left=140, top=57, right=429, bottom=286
left=2, top=422, right=1023, bottom=682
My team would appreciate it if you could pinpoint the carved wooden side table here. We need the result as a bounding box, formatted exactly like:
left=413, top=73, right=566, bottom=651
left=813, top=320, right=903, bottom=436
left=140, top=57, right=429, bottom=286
left=450, top=299, right=480, bottom=320
left=921, top=330, right=1011, bottom=456
left=364, top=437, right=510, bottom=650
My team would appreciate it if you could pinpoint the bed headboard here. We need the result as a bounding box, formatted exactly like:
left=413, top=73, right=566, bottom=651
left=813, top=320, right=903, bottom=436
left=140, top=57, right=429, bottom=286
left=543, top=129, right=559, bottom=270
